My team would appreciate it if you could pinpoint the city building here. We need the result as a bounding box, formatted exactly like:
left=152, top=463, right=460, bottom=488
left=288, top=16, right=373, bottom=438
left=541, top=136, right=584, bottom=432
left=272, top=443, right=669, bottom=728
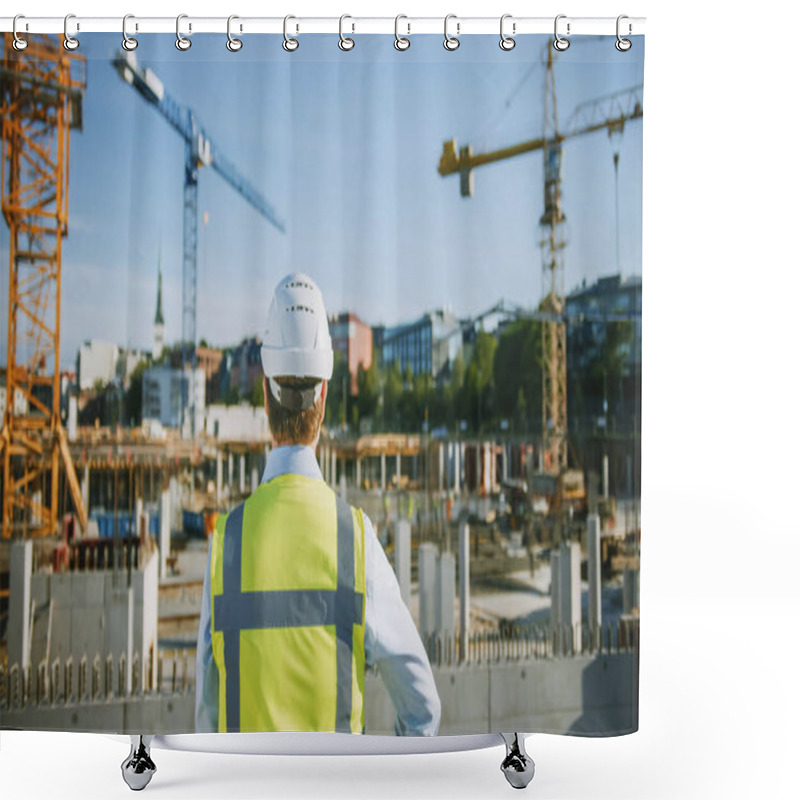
left=141, top=365, right=206, bottom=435
left=379, top=308, right=461, bottom=380
left=565, top=272, right=642, bottom=434
left=204, top=403, right=270, bottom=442
left=0, top=369, right=29, bottom=421
left=330, top=311, right=373, bottom=394
left=77, top=340, right=119, bottom=391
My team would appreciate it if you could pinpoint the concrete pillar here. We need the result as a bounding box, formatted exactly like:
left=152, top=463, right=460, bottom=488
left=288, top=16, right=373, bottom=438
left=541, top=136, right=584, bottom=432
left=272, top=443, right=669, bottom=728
left=418, top=543, right=437, bottom=645
left=454, top=443, right=461, bottom=495
left=380, top=452, right=386, bottom=492
left=559, top=541, right=582, bottom=654
left=216, top=452, right=222, bottom=504
left=603, top=454, right=610, bottom=499
left=169, top=476, right=179, bottom=531
left=159, top=488, right=171, bottom=580
left=135, top=498, right=144, bottom=539
left=436, top=552, right=456, bottom=643
left=251, top=467, right=259, bottom=494
left=550, top=548, right=561, bottom=634
left=239, top=454, right=246, bottom=496
left=458, top=520, right=470, bottom=662
left=394, top=519, right=411, bottom=607
left=339, top=473, right=347, bottom=501
left=82, top=464, right=90, bottom=518
left=68, top=395, right=78, bottom=441
left=331, top=449, right=337, bottom=486
left=8, top=540, right=32, bottom=671
left=501, top=443, right=509, bottom=483
left=356, top=457, right=361, bottom=490
left=623, top=568, right=640, bottom=614
left=228, top=453, right=234, bottom=492
left=395, top=452, right=401, bottom=488
left=588, top=514, right=602, bottom=648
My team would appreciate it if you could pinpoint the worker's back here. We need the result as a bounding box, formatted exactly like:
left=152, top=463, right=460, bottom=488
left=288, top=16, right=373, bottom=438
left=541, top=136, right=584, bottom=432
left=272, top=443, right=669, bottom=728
left=210, top=473, right=366, bottom=733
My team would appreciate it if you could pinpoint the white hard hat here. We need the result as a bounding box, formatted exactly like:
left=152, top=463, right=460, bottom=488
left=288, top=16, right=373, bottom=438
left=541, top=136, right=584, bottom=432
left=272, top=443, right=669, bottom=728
left=261, top=273, right=334, bottom=383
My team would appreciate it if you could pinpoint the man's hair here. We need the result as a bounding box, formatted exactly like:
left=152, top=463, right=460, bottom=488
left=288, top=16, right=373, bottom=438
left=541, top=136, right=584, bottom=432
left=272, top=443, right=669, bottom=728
left=266, top=376, right=324, bottom=445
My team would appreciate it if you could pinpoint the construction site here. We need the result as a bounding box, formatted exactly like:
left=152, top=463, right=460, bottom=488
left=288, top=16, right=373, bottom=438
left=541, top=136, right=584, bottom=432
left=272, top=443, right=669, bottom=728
left=0, top=34, right=641, bottom=735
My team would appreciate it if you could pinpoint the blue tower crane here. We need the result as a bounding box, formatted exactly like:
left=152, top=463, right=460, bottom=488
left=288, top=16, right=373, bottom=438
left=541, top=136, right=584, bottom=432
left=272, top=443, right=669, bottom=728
left=113, top=50, right=286, bottom=437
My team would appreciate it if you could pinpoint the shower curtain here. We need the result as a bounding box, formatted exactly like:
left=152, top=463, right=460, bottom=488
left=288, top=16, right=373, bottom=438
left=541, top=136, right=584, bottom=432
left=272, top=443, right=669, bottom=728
left=0, top=28, right=643, bottom=738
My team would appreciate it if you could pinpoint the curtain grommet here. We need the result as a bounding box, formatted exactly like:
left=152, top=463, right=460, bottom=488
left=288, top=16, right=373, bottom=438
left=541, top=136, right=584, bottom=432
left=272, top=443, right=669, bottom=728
left=499, top=14, right=516, bottom=51
left=122, top=14, right=138, bottom=51
left=226, top=15, right=243, bottom=52
left=339, top=14, right=355, bottom=51
left=444, top=14, right=460, bottom=51
left=12, top=15, right=28, bottom=51
left=283, top=15, right=299, bottom=52
left=394, top=15, right=410, bottom=51
left=554, top=14, right=570, bottom=51
left=64, top=14, right=80, bottom=51
left=176, top=14, right=192, bottom=51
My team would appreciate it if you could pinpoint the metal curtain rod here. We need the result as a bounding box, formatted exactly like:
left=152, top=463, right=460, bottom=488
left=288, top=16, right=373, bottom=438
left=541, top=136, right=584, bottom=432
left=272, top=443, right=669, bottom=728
left=0, top=16, right=645, bottom=36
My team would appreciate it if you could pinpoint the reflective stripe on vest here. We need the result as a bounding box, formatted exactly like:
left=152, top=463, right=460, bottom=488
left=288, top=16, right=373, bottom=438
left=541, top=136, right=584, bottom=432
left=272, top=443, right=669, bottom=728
left=211, top=477, right=365, bottom=733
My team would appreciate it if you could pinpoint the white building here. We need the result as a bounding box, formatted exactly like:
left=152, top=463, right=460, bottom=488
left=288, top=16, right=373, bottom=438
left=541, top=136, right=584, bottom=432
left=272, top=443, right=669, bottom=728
left=77, top=340, right=119, bottom=391
left=142, top=365, right=205, bottom=435
left=204, top=403, right=270, bottom=442
left=0, top=380, right=29, bottom=421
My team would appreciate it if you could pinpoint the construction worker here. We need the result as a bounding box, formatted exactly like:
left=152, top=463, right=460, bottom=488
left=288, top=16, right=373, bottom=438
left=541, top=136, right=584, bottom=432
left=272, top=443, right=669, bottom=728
left=195, top=273, right=441, bottom=736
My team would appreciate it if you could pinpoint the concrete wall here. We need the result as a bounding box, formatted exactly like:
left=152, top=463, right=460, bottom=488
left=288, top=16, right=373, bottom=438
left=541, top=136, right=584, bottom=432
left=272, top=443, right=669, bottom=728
left=2, top=652, right=637, bottom=737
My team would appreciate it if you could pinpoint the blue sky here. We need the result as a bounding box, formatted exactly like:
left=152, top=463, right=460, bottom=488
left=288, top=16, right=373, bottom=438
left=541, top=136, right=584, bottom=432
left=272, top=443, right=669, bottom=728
left=0, top=33, right=643, bottom=370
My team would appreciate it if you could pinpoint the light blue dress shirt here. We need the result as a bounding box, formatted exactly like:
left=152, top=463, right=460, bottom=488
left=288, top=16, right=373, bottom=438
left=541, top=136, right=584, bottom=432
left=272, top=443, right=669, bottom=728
left=194, top=444, right=441, bottom=736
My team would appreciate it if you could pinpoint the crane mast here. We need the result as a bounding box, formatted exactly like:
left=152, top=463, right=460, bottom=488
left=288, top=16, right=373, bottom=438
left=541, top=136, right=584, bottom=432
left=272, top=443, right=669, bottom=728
left=438, top=47, right=642, bottom=475
left=113, top=50, right=285, bottom=438
left=0, top=34, right=88, bottom=538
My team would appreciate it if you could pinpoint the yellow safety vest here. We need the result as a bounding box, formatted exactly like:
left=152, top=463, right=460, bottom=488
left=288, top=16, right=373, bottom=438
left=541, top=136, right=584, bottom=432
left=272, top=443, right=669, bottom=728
left=210, top=474, right=366, bottom=733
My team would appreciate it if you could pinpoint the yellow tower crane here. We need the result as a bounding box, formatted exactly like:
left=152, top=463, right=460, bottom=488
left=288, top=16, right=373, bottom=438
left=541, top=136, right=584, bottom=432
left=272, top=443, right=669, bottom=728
left=0, top=34, right=88, bottom=538
left=438, top=47, right=642, bottom=475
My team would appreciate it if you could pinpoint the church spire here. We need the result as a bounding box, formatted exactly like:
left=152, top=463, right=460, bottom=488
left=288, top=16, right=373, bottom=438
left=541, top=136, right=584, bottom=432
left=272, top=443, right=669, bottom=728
left=154, top=247, right=165, bottom=326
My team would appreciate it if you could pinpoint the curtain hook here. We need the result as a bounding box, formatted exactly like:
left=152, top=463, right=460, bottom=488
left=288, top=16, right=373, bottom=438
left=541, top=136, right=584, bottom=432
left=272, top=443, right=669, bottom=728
left=339, top=14, right=355, bottom=51
left=12, top=15, right=28, bottom=51
left=64, top=14, right=79, bottom=51
left=616, top=15, right=632, bottom=51
left=227, top=15, right=242, bottom=52
left=122, top=14, right=138, bottom=51
left=394, top=14, right=410, bottom=51
left=499, top=14, right=516, bottom=51
left=444, top=14, right=460, bottom=51
left=554, top=14, right=570, bottom=51
left=283, top=15, right=299, bottom=52
left=176, top=14, right=191, bottom=51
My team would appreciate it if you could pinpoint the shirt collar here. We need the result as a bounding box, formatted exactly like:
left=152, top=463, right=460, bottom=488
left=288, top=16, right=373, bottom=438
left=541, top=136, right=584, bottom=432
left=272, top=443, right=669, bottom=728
left=262, top=444, right=324, bottom=484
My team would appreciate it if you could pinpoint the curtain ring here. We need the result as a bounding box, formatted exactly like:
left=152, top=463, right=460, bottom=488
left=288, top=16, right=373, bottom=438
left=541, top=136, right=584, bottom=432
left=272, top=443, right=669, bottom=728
left=176, top=14, right=191, bottom=51
left=554, top=14, right=570, bottom=51
left=444, top=14, right=460, bottom=51
left=12, top=15, right=28, bottom=51
left=227, top=15, right=242, bottom=52
left=122, top=14, right=138, bottom=51
left=394, top=14, right=410, bottom=51
left=616, top=15, right=632, bottom=51
left=64, top=14, right=79, bottom=51
left=283, top=15, right=299, bottom=51
left=499, top=14, right=515, bottom=51
left=339, top=14, right=354, bottom=51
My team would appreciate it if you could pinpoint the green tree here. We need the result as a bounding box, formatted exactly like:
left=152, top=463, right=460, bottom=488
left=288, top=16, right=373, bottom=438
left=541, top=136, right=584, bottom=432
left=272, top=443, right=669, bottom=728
left=124, top=361, right=148, bottom=426
left=493, top=319, right=542, bottom=434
